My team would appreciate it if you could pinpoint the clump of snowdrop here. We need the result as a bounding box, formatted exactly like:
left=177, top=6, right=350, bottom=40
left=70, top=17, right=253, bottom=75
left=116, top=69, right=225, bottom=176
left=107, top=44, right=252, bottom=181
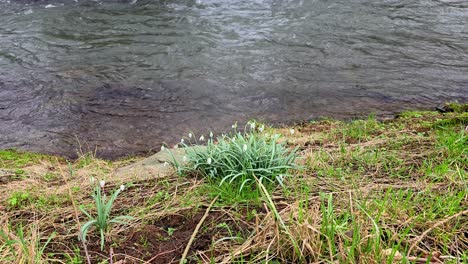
left=166, top=121, right=297, bottom=194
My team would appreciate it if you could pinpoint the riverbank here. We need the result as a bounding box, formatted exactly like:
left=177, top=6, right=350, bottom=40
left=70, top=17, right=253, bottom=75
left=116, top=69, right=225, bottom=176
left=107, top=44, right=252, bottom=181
left=1, top=104, right=467, bottom=263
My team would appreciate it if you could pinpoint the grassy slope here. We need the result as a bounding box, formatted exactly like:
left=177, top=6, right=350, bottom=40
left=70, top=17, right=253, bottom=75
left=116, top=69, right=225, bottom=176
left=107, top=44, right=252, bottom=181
left=0, top=107, right=466, bottom=263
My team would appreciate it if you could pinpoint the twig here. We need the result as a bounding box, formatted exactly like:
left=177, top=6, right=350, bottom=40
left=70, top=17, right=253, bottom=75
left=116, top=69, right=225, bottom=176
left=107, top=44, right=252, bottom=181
left=143, top=248, right=177, bottom=264
left=109, top=247, right=114, bottom=264
left=408, top=209, right=468, bottom=256
left=179, top=196, right=218, bottom=264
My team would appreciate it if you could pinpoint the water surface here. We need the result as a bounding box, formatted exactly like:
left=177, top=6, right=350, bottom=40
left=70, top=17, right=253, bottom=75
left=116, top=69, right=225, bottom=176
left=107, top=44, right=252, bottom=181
left=0, top=0, right=467, bottom=158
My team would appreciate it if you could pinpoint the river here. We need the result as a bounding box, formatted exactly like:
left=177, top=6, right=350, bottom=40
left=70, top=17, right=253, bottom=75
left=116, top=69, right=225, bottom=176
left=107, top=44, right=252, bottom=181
left=0, top=0, right=467, bottom=158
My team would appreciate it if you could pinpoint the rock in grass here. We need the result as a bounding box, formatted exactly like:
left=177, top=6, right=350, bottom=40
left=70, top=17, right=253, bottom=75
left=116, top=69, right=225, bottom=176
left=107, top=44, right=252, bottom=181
left=115, top=146, right=205, bottom=178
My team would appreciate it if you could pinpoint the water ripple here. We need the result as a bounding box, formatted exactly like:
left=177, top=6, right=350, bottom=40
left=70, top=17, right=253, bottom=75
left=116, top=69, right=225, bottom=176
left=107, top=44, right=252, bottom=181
left=0, top=0, right=466, bottom=157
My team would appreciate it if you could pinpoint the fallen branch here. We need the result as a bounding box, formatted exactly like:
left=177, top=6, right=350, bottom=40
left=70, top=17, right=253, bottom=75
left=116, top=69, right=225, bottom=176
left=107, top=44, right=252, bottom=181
left=179, top=195, right=218, bottom=264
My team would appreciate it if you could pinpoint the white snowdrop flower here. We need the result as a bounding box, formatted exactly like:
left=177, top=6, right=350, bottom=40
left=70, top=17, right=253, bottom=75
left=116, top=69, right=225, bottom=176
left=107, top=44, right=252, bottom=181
left=180, top=138, right=184, bottom=144
left=120, top=185, right=125, bottom=192
left=163, top=162, right=169, bottom=167
left=232, top=137, right=236, bottom=142
left=188, top=133, right=193, bottom=138
left=161, top=145, right=165, bottom=151
left=90, top=177, right=95, bottom=183
left=99, top=180, right=106, bottom=188
left=232, top=123, right=237, bottom=129
left=259, top=125, right=265, bottom=132
left=207, top=157, right=212, bottom=165
left=243, top=144, right=248, bottom=152
left=199, top=135, right=205, bottom=141
left=209, top=131, right=213, bottom=138
left=290, top=129, right=295, bottom=135
left=276, top=175, right=285, bottom=187
left=250, top=122, right=256, bottom=130
left=174, top=144, right=179, bottom=149
left=183, top=156, right=187, bottom=162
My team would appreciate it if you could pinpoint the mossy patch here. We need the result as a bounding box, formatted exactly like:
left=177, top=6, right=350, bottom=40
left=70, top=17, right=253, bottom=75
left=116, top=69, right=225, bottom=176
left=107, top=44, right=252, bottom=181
left=0, top=149, right=58, bottom=169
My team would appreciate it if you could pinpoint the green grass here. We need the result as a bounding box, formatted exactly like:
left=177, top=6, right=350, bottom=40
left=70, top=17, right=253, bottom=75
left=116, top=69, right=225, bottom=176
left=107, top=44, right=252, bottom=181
left=0, top=149, right=56, bottom=169
left=0, top=222, right=55, bottom=263
left=5, top=190, right=70, bottom=211
left=0, top=103, right=466, bottom=263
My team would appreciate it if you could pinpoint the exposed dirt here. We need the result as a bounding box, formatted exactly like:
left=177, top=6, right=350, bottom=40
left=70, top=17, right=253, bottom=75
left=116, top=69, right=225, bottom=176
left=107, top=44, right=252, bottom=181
left=80, top=210, right=246, bottom=264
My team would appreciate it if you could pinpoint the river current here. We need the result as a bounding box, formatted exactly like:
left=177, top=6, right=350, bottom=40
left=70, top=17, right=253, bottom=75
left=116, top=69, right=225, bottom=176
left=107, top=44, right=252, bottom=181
left=0, top=0, right=467, bottom=158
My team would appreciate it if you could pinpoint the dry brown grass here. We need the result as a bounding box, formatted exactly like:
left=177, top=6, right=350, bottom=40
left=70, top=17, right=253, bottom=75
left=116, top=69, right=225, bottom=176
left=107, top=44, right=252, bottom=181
left=0, top=109, right=467, bottom=263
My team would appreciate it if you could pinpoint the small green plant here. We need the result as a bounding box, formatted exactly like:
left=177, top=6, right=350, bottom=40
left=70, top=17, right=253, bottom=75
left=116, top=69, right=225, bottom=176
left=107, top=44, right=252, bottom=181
left=43, top=172, right=58, bottom=182
left=6, top=191, right=32, bottom=210
left=168, top=122, right=297, bottom=195
left=0, top=223, right=55, bottom=263
left=64, top=247, right=83, bottom=264
left=79, top=180, right=132, bottom=250
left=167, top=227, right=176, bottom=236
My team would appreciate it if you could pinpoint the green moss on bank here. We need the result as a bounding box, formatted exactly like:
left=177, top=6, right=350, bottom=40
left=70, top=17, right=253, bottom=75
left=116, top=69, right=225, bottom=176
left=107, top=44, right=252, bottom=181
left=0, top=149, right=59, bottom=169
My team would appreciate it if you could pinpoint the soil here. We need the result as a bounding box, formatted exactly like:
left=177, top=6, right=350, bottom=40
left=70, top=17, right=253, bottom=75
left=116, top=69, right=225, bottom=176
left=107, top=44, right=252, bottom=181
left=80, top=210, right=246, bottom=264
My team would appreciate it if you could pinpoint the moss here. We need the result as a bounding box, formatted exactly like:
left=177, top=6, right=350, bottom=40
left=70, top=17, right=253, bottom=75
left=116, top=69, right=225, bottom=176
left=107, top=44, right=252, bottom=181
left=445, top=102, right=468, bottom=113
left=0, top=149, right=56, bottom=169
left=5, top=190, right=70, bottom=211
left=432, top=113, right=468, bottom=127
left=397, top=110, right=436, bottom=119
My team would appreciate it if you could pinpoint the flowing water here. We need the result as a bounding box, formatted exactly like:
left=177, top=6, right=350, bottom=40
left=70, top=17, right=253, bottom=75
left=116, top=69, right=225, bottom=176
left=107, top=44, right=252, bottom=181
left=0, top=0, right=467, bottom=158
